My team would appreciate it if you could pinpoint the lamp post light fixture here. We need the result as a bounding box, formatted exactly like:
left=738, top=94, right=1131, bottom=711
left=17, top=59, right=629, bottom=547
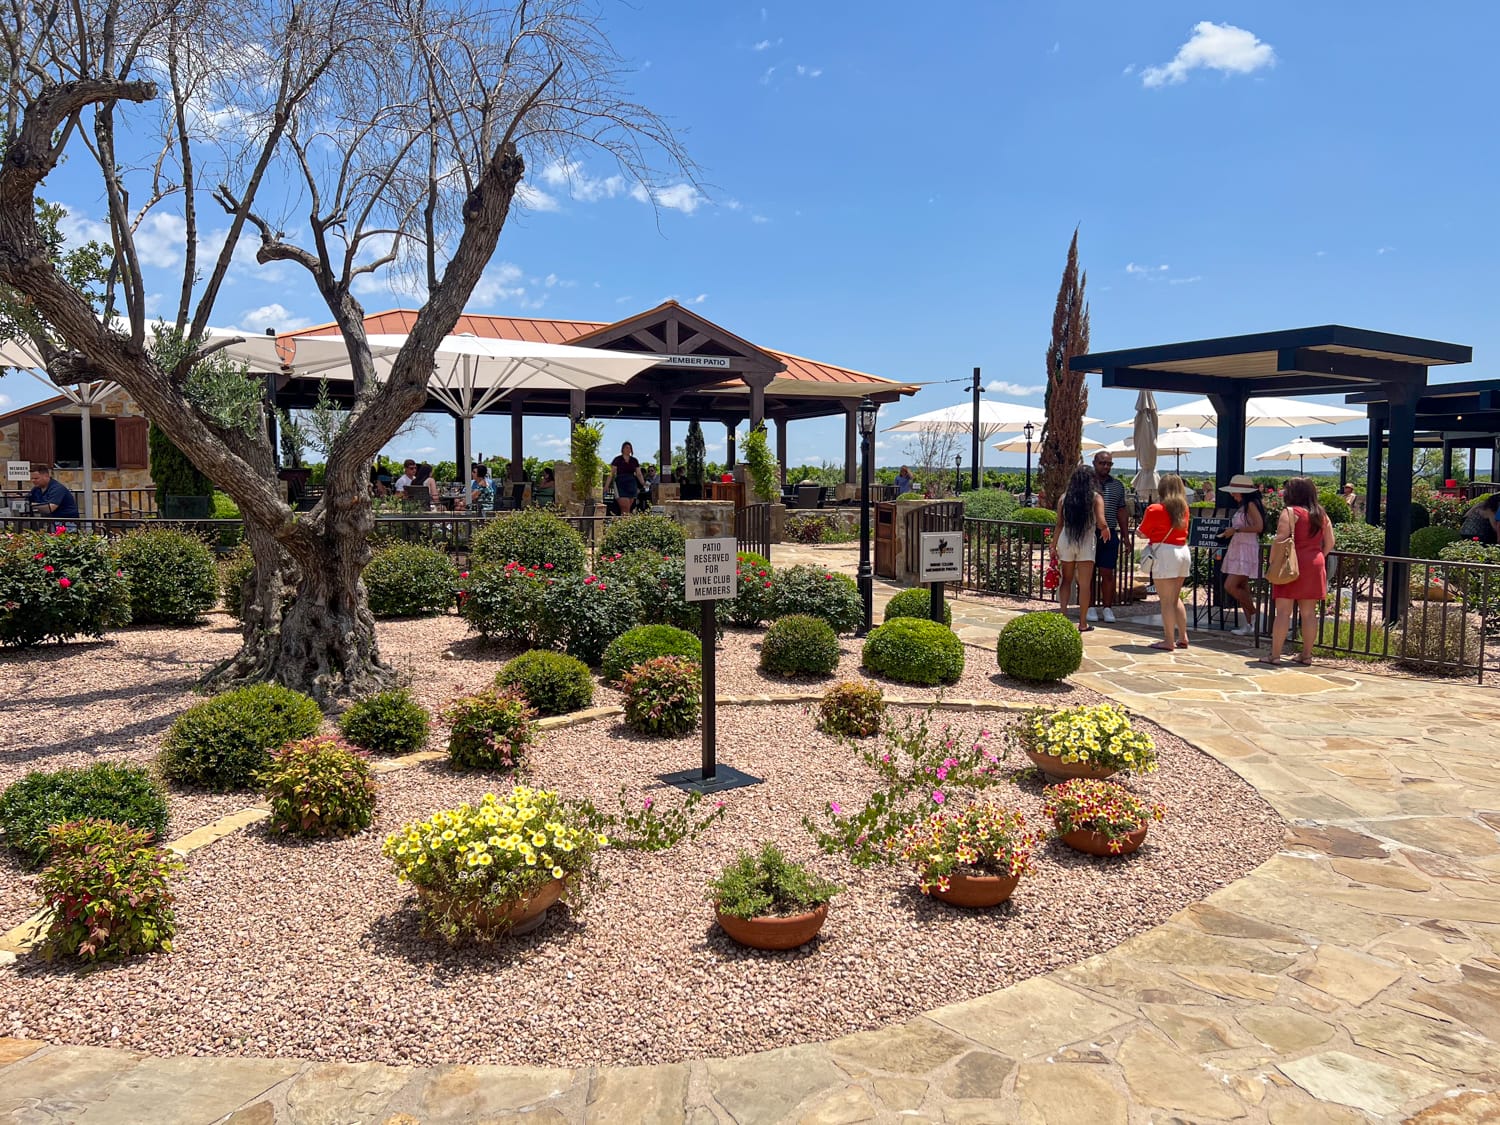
left=1023, top=420, right=1036, bottom=505
left=954, top=453, right=963, bottom=496
left=856, top=396, right=880, bottom=636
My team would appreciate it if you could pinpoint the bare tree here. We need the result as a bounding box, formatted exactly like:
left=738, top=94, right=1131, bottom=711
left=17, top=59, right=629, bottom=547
left=0, top=0, right=691, bottom=700
left=904, top=429, right=962, bottom=494
left=1039, top=227, right=1090, bottom=509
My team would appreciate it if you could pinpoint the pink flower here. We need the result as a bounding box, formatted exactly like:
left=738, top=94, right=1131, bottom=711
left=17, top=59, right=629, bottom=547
left=932, top=790, right=945, bottom=804
left=543, top=562, right=554, bottom=569
left=53, top=526, right=65, bottom=535
left=43, top=565, right=53, bottom=573
left=597, top=582, right=607, bottom=590
left=57, top=577, right=71, bottom=588
left=459, top=571, right=469, bottom=579
left=643, top=797, right=653, bottom=811
left=936, top=767, right=948, bottom=781
left=116, top=570, right=124, bottom=578
left=829, top=800, right=842, bottom=814
left=584, top=575, right=596, bottom=584
left=32, top=553, right=43, bottom=560
left=763, top=581, right=772, bottom=588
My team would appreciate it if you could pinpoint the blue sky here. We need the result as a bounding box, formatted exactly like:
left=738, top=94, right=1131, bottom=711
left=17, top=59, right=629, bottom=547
left=5, top=1, right=1498, bottom=476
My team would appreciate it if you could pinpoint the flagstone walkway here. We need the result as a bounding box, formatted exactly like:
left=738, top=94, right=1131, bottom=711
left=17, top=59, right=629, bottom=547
left=2, top=557, right=1498, bottom=1123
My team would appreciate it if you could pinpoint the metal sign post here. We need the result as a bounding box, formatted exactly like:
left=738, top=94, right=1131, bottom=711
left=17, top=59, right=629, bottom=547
left=918, top=531, right=960, bottom=623
left=660, top=537, right=763, bottom=795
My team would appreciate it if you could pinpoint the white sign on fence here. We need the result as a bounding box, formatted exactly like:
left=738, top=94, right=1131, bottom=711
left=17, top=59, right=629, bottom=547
left=684, top=537, right=738, bottom=602
left=918, top=531, right=961, bottom=582
left=5, top=460, right=30, bottom=482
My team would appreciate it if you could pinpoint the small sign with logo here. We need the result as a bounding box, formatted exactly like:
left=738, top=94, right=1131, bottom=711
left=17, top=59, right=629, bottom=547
left=5, top=460, right=30, bottom=482
left=918, top=531, right=961, bottom=582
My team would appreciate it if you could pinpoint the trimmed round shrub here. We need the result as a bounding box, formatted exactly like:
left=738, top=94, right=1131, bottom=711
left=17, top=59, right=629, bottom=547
left=1410, top=526, right=1462, bottom=560
left=443, top=688, right=535, bottom=771
left=460, top=561, right=553, bottom=645
left=816, top=681, right=886, bottom=738
left=1012, top=508, right=1058, bottom=544
left=0, top=763, right=170, bottom=868
left=996, top=611, right=1082, bottom=683
left=0, top=530, right=131, bottom=648
left=963, top=489, right=1018, bottom=522
left=114, top=528, right=218, bottom=625
left=159, top=683, right=322, bottom=791
left=339, top=688, right=430, bottom=754
left=600, top=513, right=686, bottom=559
left=541, top=572, right=643, bottom=665
left=770, top=564, right=863, bottom=633
left=363, top=543, right=457, bottom=618
left=38, top=820, right=183, bottom=963
left=261, top=737, right=377, bottom=838
left=221, top=548, right=255, bottom=621
left=602, top=623, right=702, bottom=683
left=622, top=655, right=702, bottom=736
left=498, top=650, right=595, bottom=715
left=883, top=585, right=952, bottom=626
left=761, top=614, right=841, bottom=677
left=861, top=618, right=965, bottom=685
left=470, top=509, right=587, bottom=572
left=1318, top=491, right=1353, bottom=525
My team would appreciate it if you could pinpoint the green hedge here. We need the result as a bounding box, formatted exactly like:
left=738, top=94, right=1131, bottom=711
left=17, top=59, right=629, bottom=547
left=883, top=586, right=952, bottom=626
left=861, top=618, right=964, bottom=685
left=996, top=611, right=1082, bottom=683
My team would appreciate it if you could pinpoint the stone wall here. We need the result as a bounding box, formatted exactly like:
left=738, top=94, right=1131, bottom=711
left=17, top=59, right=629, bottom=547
left=661, top=500, right=737, bottom=541
left=0, top=389, right=155, bottom=499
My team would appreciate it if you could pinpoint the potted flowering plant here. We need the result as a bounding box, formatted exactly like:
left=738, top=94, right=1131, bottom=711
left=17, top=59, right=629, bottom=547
left=383, top=785, right=608, bottom=945
left=899, top=804, right=1038, bottom=907
left=706, top=842, right=840, bottom=950
left=1010, top=704, right=1157, bottom=782
left=1043, top=778, right=1165, bottom=857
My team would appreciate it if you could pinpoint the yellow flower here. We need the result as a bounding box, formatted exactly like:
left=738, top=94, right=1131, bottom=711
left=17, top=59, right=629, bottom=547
left=532, top=832, right=547, bottom=847
left=551, top=866, right=564, bottom=878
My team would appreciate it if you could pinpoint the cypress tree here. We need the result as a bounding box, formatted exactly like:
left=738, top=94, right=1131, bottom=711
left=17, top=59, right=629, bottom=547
left=1039, top=228, right=1091, bottom=509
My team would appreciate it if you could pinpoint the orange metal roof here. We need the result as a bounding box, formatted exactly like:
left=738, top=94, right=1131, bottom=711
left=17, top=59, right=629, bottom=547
left=286, top=307, right=915, bottom=391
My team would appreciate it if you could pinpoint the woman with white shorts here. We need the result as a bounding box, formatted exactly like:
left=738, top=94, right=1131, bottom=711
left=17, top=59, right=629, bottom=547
left=1137, top=474, right=1193, bottom=650
left=1050, top=466, right=1110, bottom=631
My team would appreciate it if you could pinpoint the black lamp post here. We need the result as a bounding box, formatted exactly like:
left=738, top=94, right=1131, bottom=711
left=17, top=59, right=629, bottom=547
left=954, top=453, right=963, bottom=496
left=856, top=396, right=879, bottom=636
left=1023, top=420, right=1036, bottom=505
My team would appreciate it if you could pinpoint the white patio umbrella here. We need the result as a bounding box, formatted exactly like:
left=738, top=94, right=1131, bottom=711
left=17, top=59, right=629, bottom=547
left=1106, top=396, right=1367, bottom=429
left=887, top=399, right=1101, bottom=481
left=991, top=433, right=1104, bottom=454
left=1132, top=389, right=1160, bottom=503
left=304, top=333, right=667, bottom=490
left=1253, top=436, right=1351, bottom=475
left=1104, top=426, right=1217, bottom=473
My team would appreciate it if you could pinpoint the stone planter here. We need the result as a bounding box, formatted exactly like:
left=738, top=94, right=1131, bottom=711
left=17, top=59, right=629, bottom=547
left=715, top=903, right=828, bottom=950
left=929, top=871, right=1020, bottom=908
left=1025, top=748, right=1118, bottom=783
left=417, top=877, right=565, bottom=939
left=1060, top=825, right=1149, bottom=857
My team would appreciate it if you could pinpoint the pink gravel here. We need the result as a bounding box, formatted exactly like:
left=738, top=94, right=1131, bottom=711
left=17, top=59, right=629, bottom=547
left=0, top=612, right=1283, bottom=1066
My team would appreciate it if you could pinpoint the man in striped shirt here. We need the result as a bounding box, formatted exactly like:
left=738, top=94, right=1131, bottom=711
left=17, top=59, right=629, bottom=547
left=1088, top=451, right=1128, bottom=623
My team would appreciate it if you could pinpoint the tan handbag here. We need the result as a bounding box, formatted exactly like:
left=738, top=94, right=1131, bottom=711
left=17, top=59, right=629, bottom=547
left=1266, top=509, right=1300, bottom=586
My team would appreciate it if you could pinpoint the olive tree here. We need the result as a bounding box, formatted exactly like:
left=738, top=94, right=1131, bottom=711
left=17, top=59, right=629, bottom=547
left=0, top=0, right=690, bottom=700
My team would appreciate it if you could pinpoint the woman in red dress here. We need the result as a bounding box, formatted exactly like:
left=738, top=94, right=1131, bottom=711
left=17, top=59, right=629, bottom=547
left=1261, top=476, right=1336, bottom=666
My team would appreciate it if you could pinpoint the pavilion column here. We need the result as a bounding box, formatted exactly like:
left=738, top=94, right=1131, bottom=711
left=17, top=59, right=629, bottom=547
left=1383, top=385, right=1419, bottom=621
left=509, top=397, right=526, bottom=483
left=725, top=421, right=737, bottom=469
left=742, top=371, right=775, bottom=431
left=1207, top=387, right=1248, bottom=488
left=842, top=401, right=858, bottom=484
left=654, top=392, right=680, bottom=481
left=1339, top=456, right=1349, bottom=491
left=1366, top=412, right=1385, bottom=528
left=1441, top=439, right=1454, bottom=483
left=774, top=414, right=789, bottom=488
left=1468, top=445, right=1477, bottom=482
left=568, top=389, right=586, bottom=429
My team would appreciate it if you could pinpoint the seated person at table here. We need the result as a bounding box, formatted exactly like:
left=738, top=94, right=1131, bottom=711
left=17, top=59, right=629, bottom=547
left=1460, top=493, right=1500, bottom=545
left=394, top=459, right=418, bottom=492
left=469, top=464, right=495, bottom=512
left=28, top=464, right=80, bottom=524
left=406, top=463, right=439, bottom=506
left=533, top=467, right=556, bottom=507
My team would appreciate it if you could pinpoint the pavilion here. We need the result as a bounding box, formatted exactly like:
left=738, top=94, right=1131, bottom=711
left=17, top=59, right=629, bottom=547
left=279, top=302, right=920, bottom=487
left=1071, top=326, right=1474, bottom=560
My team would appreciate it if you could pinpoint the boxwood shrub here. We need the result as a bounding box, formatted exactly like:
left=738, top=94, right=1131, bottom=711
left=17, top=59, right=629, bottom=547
left=114, top=527, right=219, bottom=625
left=541, top=572, right=643, bottom=665
left=0, top=530, right=131, bottom=648
left=1011, top=508, right=1058, bottom=544
left=996, top=611, right=1082, bottom=683
left=601, top=623, right=702, bottom=683
left=470, top=509, right=587, bottom=572
left=760, top=614, right=841, bottom=677
left=497, top=650, right=595, bottom=715
left=883, top=585, right=952, bottom=626
left=159, top=683, right=323, bottom=791
left=770, top=564, right=863, bottom=634
left=600, top=513, right=687, bottom=559
left=363, top=543, right=458, bottom=617
left=1409, top=526, right=1462, bottom=560
left=339, top=688, right=431, bottom=754
left=0, top=763, right=170, bottom=868
left=861, top=618, right=965, bottom=685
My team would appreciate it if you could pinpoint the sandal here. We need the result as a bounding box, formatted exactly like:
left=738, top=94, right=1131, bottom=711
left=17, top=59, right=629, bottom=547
left=1257, top=657, right=1283, bottom=666
left=1176, top=640, right=1190, bottom=649
left=1078, top=624, right=1094, bottom=633
left=1295, top=655, right=1314, bottom=666
left=1149, top=641, right=1175, bottom=651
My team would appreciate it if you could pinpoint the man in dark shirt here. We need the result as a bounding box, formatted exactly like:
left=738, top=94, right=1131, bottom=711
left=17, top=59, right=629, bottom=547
left=28, top=464, right=80, bottom=523
left=1089, top=451, right=1128, bottom=623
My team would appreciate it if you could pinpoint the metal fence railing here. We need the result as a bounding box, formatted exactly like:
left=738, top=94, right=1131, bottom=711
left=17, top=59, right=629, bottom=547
left=961, top=517, right=1140, bottom=607
left=2, top=486, right=159, bottom=519
left=735, top=502, right=772, bottom=561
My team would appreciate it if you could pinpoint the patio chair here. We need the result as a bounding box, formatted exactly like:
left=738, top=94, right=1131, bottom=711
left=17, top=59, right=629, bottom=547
left=795, top=484, right=821, bottom=509
left=403, top=486, right=433, bottom=511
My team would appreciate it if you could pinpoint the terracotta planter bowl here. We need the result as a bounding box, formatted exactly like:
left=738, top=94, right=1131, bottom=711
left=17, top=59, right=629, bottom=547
left=1061, top=825, right=1149, bottom=857
left=418, top=877, right=565, bottom=938
left=716, top=903, right=829, bottom=950
left=1026, top=748, right=1118, bottom=783
left=929, top=871, right=1020, bottom=908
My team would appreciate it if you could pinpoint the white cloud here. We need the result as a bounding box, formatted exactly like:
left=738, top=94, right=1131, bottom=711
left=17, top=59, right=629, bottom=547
left=516, top=182, right=561, bottom=212
left=1141, top=22, right=1275, bottom=88
left=57, top=205, right=112, bottom=249
left=237, top=303, right=312, bottom=333
left=630, top=182, right=704, bottom=215
left=687, top=294, right=708, bottom=306
left=133, top=212, right=190, bottom=269
left=1315, top=250, right=1327, bottom=257
left=751, top=214, right=770, bottom=224
left=1167, top=275, right=1203, bottom=286
left=1049, top=41, right=1060, bottom=54
left=795, top=64, right=824, bottom=78
left=1125, top=262, right=1170, bottom=275
left=751, top=38, right=778, bottom=51
left=539, top=160, right=625, bottom=203
left=0, top=393, right=11, bottom=408
left=987, top=381, right=1044, bottom=397
left=1377, top=246, right=1395, bottom=255
left=1122, top=64, right=1136, bottom=76
left=760, top=66, right=777, bottom=85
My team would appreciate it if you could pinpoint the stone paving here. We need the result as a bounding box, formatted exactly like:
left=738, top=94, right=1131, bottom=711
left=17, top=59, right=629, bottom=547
left=2, top=553, right=1498, bottom=1123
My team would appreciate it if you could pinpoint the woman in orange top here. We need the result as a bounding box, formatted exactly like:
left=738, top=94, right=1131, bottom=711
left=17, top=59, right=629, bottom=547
left=1138, top=474, right=1192, bottom=651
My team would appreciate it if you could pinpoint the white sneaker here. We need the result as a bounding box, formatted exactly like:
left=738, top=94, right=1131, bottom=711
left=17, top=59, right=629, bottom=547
left=1087, top=607, right=1100, bottom=622
left=1230, top=625, right=1252, bottom=637
left=1101, top=608, right=1116, bottom=623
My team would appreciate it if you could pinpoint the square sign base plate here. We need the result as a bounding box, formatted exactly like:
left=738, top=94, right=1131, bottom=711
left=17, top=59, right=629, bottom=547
left=658, top=764, right=763, bottom=795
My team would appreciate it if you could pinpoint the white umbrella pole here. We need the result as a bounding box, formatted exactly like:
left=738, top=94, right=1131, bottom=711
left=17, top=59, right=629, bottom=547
left=80, top=405, right=94, bottom=530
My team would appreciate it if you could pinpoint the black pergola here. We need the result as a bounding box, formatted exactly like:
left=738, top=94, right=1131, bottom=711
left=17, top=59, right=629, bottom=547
left=1071, top=325, right=1473, bottom=559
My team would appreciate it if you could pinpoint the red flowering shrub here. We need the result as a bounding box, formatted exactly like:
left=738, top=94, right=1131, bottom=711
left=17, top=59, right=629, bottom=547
left=0, top=530, right=130, bottom=647
left=39, top=819, right=183, bottom=962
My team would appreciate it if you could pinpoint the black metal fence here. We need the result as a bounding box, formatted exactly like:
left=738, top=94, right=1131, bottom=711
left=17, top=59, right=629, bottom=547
left=960, top=517, right=1140, bottom=607
left=2, top=486, right=159, bottom=519
left=735, top=502, right=772, bottom=560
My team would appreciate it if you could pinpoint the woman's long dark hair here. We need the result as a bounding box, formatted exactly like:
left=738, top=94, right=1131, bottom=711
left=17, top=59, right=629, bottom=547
left=1060, top=466, right=1096, bottom=540
left=1282, top=476, right=1325, bottom=534
left=1238, top=487, right=1269, bottom=534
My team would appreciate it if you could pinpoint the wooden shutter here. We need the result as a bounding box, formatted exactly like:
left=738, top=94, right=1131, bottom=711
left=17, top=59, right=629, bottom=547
left=18, top=415, right=54, bottom=465
left=116, top=415, right=149, bottom=470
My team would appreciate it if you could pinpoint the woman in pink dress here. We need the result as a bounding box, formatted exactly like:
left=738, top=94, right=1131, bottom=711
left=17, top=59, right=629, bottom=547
left=1217, top=474, right=1267, bottom=636
left=1261, top=477, right=1337, bottom=666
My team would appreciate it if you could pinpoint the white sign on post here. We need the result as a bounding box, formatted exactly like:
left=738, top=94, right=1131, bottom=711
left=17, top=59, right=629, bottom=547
left=5, top=460, right=30, bottom=482
left=918, top=531, right=961, bottom=582
left=684, top=537, right=737, bottom=602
